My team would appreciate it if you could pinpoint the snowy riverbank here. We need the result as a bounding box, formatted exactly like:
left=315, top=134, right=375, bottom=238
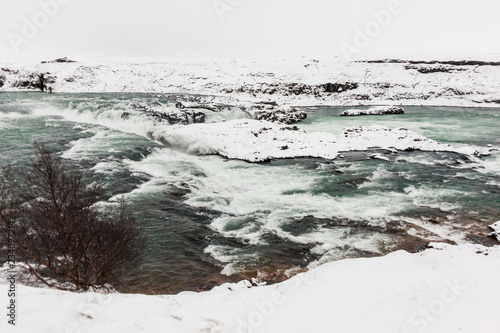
left=1, top=57, right=499, bottom=332
left=1, top=56, right=500, bottom=110
left=1, top=242, right=499, bottom=333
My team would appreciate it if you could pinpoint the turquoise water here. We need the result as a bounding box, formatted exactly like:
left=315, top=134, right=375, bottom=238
left=1, top=93, right=499, bottom=293
left=301, top=106, right=500, bottom=146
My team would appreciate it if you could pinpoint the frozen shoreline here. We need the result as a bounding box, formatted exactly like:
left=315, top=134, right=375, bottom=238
left=1, top=242, right=499, bottom=333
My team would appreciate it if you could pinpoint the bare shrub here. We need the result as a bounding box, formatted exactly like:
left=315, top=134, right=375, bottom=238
left=0, top=143, right=146, bottom=291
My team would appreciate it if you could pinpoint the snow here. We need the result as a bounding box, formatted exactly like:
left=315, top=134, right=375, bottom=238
left=489, top=221, right=500, bottom=241
left=147, top=120, right=479, bottom=162
left=27, top=105, right=484, bottom=164
left=1, top=243, right=499, bottom=332
left=1, top=56, right=500, bottom=109
left=371, top=153, right=391, bottom=162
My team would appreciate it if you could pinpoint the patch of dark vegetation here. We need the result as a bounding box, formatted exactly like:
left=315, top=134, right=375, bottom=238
left=0, top=143, right=146, bottom=291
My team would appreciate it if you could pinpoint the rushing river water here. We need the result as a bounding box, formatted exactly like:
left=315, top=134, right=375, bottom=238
left=1, top=92, right=499, bottom=293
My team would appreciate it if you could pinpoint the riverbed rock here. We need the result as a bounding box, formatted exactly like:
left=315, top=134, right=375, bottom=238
left=324, top=82, right=359, bottom=93
left=41, top=57, right=77, bottom=64
left=340, top=106, right=405, bottom=117
left=254, top=108, right=307, bottom=124
left=131, top=103, right=206, bottom=125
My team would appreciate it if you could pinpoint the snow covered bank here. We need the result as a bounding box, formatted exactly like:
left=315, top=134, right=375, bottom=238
left=1, top=56, right=500, bottom=109
left=340, top=105, right=405, bottom=116
left=1, top=243, right=499, bottom=333
left=147, top=119, right=479, bottom=162
left=489, top=222, right=500, bottom=241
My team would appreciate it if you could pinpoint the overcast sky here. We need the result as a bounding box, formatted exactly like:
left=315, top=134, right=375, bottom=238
left=1, top=0, right=499, bottom=62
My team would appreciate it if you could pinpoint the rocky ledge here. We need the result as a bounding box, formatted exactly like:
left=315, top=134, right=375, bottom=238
left=253, top=107, right=307, bottom=124
left=340, top=106, right=405, bottom=117
left=125, top=103, right=206, bottom=125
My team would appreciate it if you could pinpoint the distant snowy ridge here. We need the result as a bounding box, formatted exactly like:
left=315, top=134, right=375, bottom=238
left=340, top=105, right=405, bottom=116
left=1, top=57, right=500, bottom=109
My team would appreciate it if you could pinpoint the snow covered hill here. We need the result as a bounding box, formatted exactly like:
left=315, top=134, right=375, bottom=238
left=1, top=56, right=500, bottom=109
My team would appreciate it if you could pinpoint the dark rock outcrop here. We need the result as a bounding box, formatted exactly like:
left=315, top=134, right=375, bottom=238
left=254, top=108, right=307, bottom=124
left=12, top=72, right=57, bottom=91
left=405, top=65, right=466, bottom=74
left=323, top=82, right=359, bottom=93
left=222, top=82, right=358, bottom=97
left=362, top=59, right=500, bottom=66
left=41, top=57, right=77, bottom=64
left=340, top=106, right=404, bottom=117
left=130, top=103, right=206, bottom=125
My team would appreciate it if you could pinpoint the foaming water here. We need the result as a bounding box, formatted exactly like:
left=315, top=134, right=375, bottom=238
left=1, top=92, right=499, bottom=293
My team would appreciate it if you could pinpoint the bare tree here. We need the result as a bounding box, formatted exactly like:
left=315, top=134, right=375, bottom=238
left=0, top=143, right=146, bottom=291
left=33, top=73, right=48, bottom=92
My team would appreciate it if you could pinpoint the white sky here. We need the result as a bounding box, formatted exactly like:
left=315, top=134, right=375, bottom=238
left=1, top=0, right=499, bottom=62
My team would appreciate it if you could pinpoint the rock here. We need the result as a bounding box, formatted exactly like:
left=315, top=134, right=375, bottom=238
left=340, top=106, right=405, bottom=117
left=257, top=101, right=279, bottom=107
left=488, top=221, right=500, bottom=242
left=324, top=82, right=358, bottom=93
left=254, top=108, right=307, bottom=124
left=12, top=72, right=57, bottom=91
left=41, top=57, right=76, bottom=64
left=0, top=74, right=4, bottom=88
left=228, top=83, right=324, bottom=97
left=370, top=153, right=391, bottom=162
left=183, top=103, right=222, bottom=112
left=405, top=64, right=465, bottom=74
left=1, top=68, right=18, bottom=74
left=185, top=111, right=206, bottom=124
left=363, top=59, right=500, bottom=66
left=130, top=103, right=206, bottom=125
